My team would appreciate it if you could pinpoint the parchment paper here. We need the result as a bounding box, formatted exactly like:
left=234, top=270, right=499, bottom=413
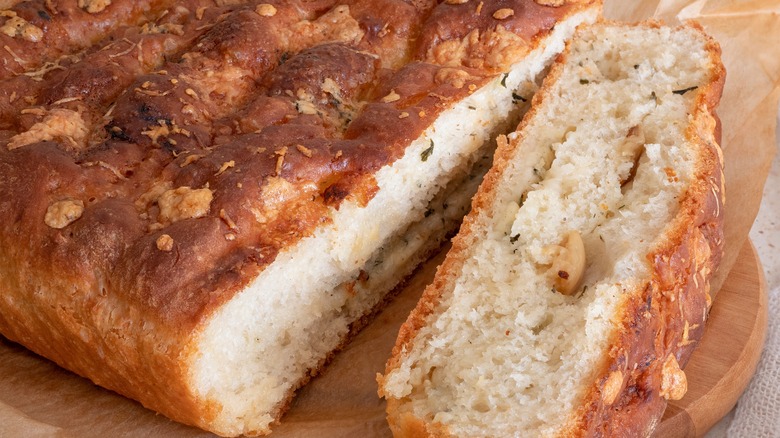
left=1, top=1, right=778, bottom=436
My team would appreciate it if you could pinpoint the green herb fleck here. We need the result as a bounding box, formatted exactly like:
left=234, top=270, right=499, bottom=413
left=579, top=79, right=590, bottom=85
left=421, top=140, right=434, bottom=162
left=673, top=86, right=698, bottom=95
left=468, top=105, right=476, bottom=110
left=510, top=234, right=520, bottom=244
left=424, top=208, right=434, bottom=218
left=500, top=73, right=508, bottom=88
left=651, top=91, right=658, bottom=103
left=576, top=285, right=588, bottom=299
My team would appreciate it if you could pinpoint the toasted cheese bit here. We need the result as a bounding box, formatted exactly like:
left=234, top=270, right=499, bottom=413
left=156, top=234, right=174, bottom=251
left=493, top=8, right=514, bottom=19
left=9, top=109, right=88, bottom=150
left=179, top=154, right=202, bottom=168
left=275, top=146, right=288, bottom=176
left=141, top=122, right=170, bottom=145
left=321, top=77, right=342, bottom=99
left=399, top=112, right=409, bottom=119
left=601, top=370, right=624, bottom=405
left=51, top=96, right=83, bottom=106
left=141, top=120, right=191, bottom=146
left=335, top=150, right=343, bottom=159
left=3, top=44, right=24, bottom=65
left=196, top=6, right=207, bottom=20
left=45, top=200, right=85, bottom=229
left=157, top=187, right=213, bottom=225
left=435, top=68, right=471, bottom=89
left=381, top=89, right=401, bottom=103
left=107, top=41, right=136, bottom=60
left=660, top=355, right=688, bottom=400
left=295, top=144, right=313, bottom=158
left=377, top=22, right=390, bottom=38
left=215, top=160, right=235, bottom=176
left=224, top=233, right=236, bottom=241
left=677, top=321, right=699, bottom=348
left=295, top=99, right=318, bottom=115
left=289, top=4, right=364, bottom=47
left=535, top=0, right=566, bottom=6
left=135, top=87, right=171, bottom=97
left=185, top=88, right=199, bottom=99
left=140, top=22, right=184, bottom=36
left=135, top=181, right=173, bottom=211
left=9, top=91, right=16, bottom=103
left=219, top=209, right=238, bottom=230
left=476, top=1, right=484, bottom=14
left=78, top=0, right=111, bottom=14
left=255, top=4, right=277, bottom=17
left=0, top=11, right=43, bottom=42
left=24, top=57, right=73, bottom=81
left=418, top=110, right=426, bottom=118
left=81, top=160, right=127, bottom=181
left=444, top=0, right=469, bottom=4
left=20, top=107, right=47, bottom=116
left=181, top=103, right=197, bottom=116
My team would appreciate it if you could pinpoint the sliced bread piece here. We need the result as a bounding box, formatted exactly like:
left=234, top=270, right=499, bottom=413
left=379, top=21, right=725, bottom=437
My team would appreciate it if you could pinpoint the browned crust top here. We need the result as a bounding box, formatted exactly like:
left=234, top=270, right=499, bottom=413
left=0, top=0, right=597, bottom=431
left=0, top=0, right=594, bottom=330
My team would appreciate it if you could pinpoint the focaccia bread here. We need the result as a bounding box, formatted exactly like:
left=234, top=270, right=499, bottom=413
left=0, top=0, right=600, bottom=436
left=379, top=21, right=725, bottom=437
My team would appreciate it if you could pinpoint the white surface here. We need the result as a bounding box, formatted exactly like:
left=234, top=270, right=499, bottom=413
left=707, top=110, right=780, bottom=437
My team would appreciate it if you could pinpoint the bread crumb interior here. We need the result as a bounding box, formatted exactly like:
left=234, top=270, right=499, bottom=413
left=382, top=24, right=712, bottom=436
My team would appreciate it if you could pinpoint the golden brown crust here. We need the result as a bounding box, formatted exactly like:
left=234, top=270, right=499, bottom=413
left=0, top=0, right=174, bottom=79
left=0, top=0, right=599, bottom=434
left=384, top=20, right=725, bottom=438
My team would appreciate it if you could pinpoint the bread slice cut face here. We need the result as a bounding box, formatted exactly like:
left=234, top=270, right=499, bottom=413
left=380, top=21, right=725, bottom=437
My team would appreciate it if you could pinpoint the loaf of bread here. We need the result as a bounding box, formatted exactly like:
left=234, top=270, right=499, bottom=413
left=379, top=21, right=725, bottom=437
left=0, top=1, right=600, bottom=436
